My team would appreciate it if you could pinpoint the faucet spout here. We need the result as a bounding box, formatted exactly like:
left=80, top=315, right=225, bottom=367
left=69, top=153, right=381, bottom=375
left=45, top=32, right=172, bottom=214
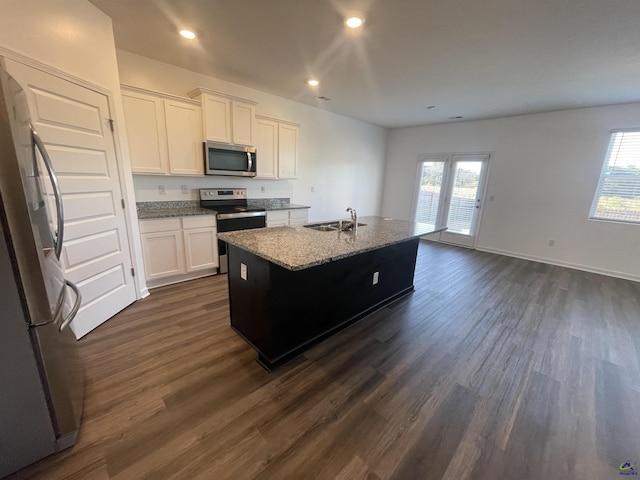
left=346, top=207, right=357, bottom=231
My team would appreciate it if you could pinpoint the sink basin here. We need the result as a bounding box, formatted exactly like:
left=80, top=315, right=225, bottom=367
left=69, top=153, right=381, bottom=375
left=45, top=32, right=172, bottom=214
left=303, top=221, right=367, bottom=232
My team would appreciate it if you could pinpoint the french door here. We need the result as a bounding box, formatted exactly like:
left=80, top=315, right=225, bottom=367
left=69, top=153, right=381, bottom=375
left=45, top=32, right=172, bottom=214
left=413, top=153, right=490, bottom=248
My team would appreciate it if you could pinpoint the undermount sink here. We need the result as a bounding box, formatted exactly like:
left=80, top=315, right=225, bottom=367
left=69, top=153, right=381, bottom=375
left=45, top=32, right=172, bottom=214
left=304, top=221, right=367, bottom=232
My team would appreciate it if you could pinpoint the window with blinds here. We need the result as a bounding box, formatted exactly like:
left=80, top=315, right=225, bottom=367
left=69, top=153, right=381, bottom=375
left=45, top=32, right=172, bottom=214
left=589, top=130, right=640, bottom=224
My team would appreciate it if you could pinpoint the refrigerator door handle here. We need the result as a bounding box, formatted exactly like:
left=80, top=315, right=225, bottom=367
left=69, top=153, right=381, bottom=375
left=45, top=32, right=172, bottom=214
left=59, top=280, right=81, bottom=332
left=31, top=126, right=64, bottom=260
left=28, top=285, right=66, bottom=328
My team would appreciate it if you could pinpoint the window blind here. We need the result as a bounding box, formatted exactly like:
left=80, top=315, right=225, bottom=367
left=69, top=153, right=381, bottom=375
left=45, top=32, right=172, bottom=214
left=589, top=130, right=640, bottom=224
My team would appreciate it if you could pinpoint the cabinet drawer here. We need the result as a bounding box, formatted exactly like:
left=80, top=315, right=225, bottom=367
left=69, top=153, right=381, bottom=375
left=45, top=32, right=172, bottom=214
left=139, top=218, right=182, bottom=234
left=182, top=215, right=217, bottom=229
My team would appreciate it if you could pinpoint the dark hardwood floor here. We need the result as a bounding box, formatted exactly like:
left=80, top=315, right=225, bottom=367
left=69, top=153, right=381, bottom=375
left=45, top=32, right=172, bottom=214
left=9, top=241, right=640, bottom=480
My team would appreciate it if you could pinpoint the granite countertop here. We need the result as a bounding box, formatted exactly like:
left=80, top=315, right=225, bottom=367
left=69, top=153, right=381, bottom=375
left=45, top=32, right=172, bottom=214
left=136, top=198, right=310, bottom=219
left=218, top=216, right=446, bottom=271
left=136, top=201, right=215, bottom=219
left=259, top=203, right=310, bottom=211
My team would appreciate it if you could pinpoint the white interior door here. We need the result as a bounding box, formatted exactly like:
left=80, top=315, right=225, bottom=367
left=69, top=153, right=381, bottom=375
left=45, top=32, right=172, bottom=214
left=413, top=153, right=490, bottom=248
left=6, top=60, right=137, bottom=338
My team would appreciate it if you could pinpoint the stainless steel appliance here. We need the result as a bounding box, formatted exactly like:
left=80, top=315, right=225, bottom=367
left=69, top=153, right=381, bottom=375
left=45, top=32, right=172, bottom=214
left=204, top=141, right=257, bottom=177
left=0, top=66, right=83, bottom=477
left=199, top=188, right=266, bottom=273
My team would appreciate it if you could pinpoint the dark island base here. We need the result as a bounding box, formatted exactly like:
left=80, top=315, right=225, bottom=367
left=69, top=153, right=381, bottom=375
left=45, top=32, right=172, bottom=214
left=226, top=238, right=419, bottom=371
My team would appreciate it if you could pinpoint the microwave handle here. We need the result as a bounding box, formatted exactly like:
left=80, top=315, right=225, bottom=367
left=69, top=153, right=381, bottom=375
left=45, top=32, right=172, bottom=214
left=247, top=152, right=253, bottom=172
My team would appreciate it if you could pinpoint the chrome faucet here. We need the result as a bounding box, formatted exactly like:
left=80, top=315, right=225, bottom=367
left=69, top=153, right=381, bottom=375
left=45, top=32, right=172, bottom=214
left=346, top=207, right=357, bottom=232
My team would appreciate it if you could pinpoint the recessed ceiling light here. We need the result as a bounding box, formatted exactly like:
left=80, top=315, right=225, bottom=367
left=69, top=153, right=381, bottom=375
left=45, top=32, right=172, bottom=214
left=308, top=79, right=320, bottom=87
left=449, top=116, right=464, bottom=120
left=317, top=96, right=331, bottom=101
left=426, top=105, right=437, bottom=110
left=345, top=16, right=364, bottom=28
left=179, top=29, right=196, bottom=40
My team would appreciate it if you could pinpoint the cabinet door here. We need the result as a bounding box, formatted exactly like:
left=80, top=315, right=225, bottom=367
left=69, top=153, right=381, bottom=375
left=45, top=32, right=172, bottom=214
left=255, top=117, right=278, bottom=178
left=278, top=123, right=298, bottom=179
left=183, top=227, right=219, bottom=272
left=266, top=210, right=289, bottom=227
left=165, top=99, right=203, bottom=175
left=289, top=209, right=309, bottom=225
left=203, top=94, right=231, bottom=143
left=232, top=101, right=255, bottom=146
left=141, top=231, right=186, bottom=280
left=122, top=90, right=169, bottom=174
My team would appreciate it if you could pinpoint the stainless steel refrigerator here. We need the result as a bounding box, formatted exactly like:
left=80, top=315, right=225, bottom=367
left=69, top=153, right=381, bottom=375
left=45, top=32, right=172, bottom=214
left=0, top=65, right=84, bottom=477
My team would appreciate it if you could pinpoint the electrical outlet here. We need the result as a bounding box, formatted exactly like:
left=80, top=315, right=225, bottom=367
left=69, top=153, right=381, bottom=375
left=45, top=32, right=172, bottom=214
left=373, top=271, right=379, bottom=285
left=261, top=186, right=266, bottom=193
left=240, top=263, right=247, bottom=281
left=158, top=185, right=166, bottom=195
left=489, top=195, right=495, bottom=201
left=181, top=185, right=189, bottom=195
left=548, top=239, right=555, bottom=247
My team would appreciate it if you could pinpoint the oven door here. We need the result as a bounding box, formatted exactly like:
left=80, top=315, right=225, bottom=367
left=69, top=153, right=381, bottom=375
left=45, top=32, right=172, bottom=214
left=217, top=212, right=266, bottom=273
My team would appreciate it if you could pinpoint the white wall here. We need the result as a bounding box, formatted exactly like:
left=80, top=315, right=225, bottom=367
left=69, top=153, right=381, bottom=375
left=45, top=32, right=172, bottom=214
left=117, top=51, right=387, bottom=222
left=0, top=0, right=148, bottom=297
left=382, top=104, right=640, bottom=281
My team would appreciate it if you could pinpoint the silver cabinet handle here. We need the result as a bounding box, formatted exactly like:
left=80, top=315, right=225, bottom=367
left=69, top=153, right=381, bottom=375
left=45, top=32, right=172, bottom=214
left=31, top=126, right=64, bottom=260
left=59, top=280, right=81, bottom=332
left=247, top=151, right=253, bottom=172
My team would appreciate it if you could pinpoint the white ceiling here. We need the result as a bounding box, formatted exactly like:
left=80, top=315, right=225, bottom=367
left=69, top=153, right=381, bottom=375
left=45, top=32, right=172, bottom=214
left=90, top=0, right=640, bottom=128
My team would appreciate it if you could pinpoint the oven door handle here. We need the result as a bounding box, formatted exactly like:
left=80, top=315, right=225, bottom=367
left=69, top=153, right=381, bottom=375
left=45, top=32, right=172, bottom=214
left=217, top=211, right=266, bottom=220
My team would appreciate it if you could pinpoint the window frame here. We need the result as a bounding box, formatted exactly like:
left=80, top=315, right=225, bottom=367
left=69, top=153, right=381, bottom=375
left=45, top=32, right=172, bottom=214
left=589, top=128, right=640, bottom=226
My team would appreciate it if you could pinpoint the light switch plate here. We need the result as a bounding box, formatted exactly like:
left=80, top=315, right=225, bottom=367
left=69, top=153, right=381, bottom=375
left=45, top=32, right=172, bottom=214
left=373, top=271, right=379, bottom=285
left=241, top=263, right=247, bottom=281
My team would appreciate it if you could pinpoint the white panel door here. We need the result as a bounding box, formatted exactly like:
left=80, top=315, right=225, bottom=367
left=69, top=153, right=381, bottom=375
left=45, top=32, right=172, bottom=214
left=6, top=61, right=137, bottom=338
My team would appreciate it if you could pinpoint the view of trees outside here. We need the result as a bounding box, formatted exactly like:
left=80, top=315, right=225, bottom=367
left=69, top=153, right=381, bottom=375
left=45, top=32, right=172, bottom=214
left=593, top=157, right=640, bottom=223
left=415, top=161, right=481, bottom=234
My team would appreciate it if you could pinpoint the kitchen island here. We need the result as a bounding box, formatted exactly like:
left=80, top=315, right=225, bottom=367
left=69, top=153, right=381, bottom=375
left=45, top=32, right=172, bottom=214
left=218, top=216, right=446, bottom=370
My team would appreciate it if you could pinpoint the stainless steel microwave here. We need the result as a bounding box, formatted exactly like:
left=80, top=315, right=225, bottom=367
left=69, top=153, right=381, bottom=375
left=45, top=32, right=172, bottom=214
left=204, top=141, right=257, bottom=177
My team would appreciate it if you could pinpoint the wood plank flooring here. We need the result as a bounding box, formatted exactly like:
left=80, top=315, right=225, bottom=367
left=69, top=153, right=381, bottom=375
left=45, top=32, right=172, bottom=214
left=9, top=241, right=640, bottom=480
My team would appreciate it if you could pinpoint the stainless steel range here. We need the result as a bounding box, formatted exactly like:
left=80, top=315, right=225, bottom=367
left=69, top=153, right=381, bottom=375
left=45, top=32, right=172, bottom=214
left=199, top=188, right=266, bottom=273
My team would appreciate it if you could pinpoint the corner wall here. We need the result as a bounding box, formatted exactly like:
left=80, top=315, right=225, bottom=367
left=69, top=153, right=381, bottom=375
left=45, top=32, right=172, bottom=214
left=116, top=51, right=387, bottom=222
left=382, top=104, right=640, bottom=281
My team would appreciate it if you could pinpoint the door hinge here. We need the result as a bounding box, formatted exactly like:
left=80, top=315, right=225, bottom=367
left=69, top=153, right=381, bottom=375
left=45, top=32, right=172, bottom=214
left=108, top=118, right=115, bottom=132
left=121, top=198, right=125, bottom=209
left=131, top=267, right=135, bottom=277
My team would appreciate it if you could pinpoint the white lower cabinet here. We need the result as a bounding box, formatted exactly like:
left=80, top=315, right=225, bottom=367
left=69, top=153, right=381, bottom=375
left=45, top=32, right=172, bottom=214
left=140, top=216, right=218, bottom=288
left=266, top=209, right=309, bottom=227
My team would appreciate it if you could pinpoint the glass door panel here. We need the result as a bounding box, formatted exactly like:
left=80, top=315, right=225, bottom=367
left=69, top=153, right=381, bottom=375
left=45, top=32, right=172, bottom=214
left=445, top=161, right=482, bottom=234
left=414, top=161, right=445, bottom=224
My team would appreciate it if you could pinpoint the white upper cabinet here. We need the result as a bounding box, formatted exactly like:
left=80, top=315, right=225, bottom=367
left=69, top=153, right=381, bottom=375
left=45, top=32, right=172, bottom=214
left=122, top=86, right=203, bottom=175
left=122, top=89, right=169, bottom=174
left=255, top=117, right=278, bottom=178
left=232, top=101, right=256, bottom=146
left=164, top=99, right=203, bottom=175
left=201, top=94, right=231, bottom=143
left=255, top=115, right=300, bottom=180
left=278, top=122, right=299, bottom=179
left=189, top=88, right=257, bottom=146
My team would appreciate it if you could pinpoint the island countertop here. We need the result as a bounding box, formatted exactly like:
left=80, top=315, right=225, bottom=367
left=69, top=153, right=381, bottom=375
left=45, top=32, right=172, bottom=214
left=217, top=216, right=446, bottom=271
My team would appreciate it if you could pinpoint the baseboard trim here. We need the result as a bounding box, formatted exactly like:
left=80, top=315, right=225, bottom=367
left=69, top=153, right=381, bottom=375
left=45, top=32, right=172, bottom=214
left=475, top=245, right=640, bottom=283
